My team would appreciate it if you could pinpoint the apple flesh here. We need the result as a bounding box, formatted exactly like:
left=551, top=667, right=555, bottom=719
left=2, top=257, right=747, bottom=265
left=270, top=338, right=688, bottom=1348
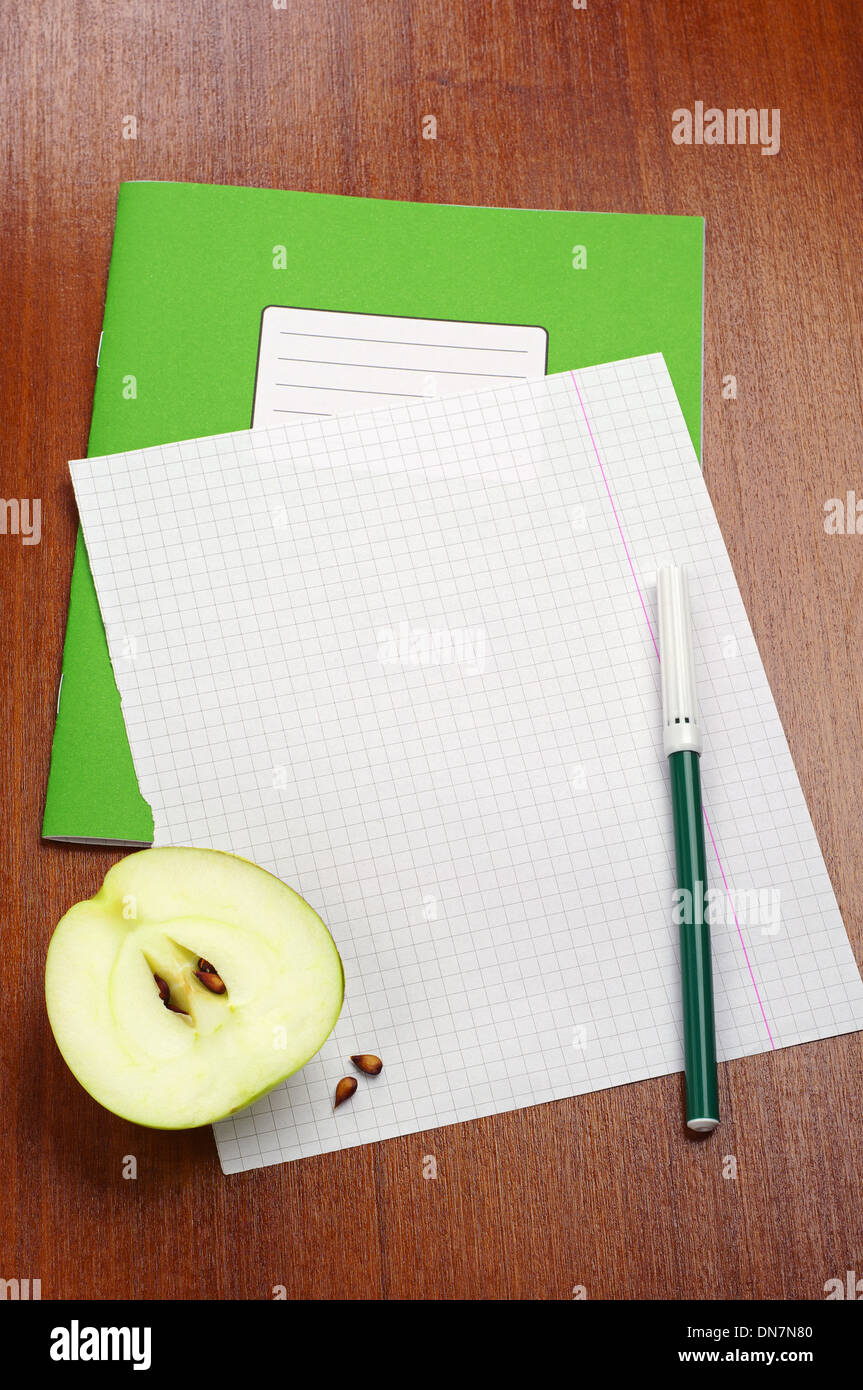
left=45, top=848, right=344, bottom=1128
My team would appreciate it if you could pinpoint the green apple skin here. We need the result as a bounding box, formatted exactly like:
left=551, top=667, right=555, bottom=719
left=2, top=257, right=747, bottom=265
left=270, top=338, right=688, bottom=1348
left=45, top=848, right=344, bottom=1129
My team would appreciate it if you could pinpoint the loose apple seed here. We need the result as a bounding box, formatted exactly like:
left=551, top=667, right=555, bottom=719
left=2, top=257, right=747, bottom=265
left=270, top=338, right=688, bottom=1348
left=350, top=1053, right=383, bottom=1076
left=334, top=1076, right=358, bottom=1108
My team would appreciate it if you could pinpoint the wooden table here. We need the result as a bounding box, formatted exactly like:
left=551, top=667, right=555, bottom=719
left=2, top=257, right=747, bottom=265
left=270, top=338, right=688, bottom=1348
left=3, top=0, right=862, bottom=1300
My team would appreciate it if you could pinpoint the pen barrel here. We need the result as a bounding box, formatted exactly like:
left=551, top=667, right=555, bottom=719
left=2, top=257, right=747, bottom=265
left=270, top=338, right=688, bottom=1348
left=669, top=750, right=720, bottom=1129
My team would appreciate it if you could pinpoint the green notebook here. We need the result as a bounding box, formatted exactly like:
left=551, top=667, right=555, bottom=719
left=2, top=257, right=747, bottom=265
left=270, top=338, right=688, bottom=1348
left=44, top=182, right=704, bottom=844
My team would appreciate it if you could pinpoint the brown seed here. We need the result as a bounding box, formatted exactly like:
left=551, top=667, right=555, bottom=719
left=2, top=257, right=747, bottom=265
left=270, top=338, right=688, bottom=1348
left=154, top=972, right=188, bottom=1016
left=350, top=1053, right=383, bottom=1076
left=195, top=959, right=226, bottom=994
left=334, top=1076, right=358, bottom=1108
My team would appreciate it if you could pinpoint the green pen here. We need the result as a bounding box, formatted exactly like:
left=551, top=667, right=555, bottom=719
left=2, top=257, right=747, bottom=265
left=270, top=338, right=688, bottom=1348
left=658, top=565, right=719, bottom=1133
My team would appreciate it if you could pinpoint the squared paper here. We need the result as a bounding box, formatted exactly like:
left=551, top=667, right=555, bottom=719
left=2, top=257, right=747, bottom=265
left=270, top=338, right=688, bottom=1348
left=70, top=355, right=863, bottom=1172
left=252, top=306, right=548, bottom=427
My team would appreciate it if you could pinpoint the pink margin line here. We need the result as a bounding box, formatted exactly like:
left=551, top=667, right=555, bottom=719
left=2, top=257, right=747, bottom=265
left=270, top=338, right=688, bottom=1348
left=569, top=370, right=776, bottom=1050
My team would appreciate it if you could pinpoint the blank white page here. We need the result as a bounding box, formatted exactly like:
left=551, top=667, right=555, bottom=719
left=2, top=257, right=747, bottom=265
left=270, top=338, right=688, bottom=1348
left=252, top=306, right=548, bottom=426
left=70, top=355, right=863, bottom=1173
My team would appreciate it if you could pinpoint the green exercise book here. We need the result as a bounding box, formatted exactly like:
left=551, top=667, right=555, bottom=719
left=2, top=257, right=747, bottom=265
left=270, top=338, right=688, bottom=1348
left=43, top=182, right=705, bottom=844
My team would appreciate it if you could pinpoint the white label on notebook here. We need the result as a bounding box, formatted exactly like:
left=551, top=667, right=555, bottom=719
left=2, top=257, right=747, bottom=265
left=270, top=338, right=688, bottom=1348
left=251, top=306, right=548, bottom=426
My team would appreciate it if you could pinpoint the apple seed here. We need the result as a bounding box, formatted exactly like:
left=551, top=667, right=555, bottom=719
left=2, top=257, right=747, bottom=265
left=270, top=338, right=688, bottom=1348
left=350, top=1053, right=383, bottom=1076
left=194, top=958, right=227, bottom=995
left=153, top=972, right=189, bottom=1016
left=334, top=1076, right=358, bottom=1108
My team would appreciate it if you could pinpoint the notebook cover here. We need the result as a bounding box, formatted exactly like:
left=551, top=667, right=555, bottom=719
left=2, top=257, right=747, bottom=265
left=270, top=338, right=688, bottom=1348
left=43, top=181, right=704, bottom=843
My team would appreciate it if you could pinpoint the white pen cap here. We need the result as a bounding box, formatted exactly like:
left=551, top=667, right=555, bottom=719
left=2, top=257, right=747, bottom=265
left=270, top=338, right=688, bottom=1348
left=657, top=565, right=703, bottom=758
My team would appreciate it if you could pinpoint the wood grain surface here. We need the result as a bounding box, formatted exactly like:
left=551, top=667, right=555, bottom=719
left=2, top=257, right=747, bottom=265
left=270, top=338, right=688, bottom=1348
left=2, top=0, right=863, bottom=1300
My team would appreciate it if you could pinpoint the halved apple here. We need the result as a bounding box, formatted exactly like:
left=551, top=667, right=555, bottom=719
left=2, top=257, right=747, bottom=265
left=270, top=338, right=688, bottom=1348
left=45, top=848, right=344, bottom=1128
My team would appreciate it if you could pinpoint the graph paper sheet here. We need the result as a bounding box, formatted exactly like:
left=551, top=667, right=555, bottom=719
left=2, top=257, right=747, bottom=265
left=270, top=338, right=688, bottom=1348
left=70, top=355, right=863, bottom=1173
